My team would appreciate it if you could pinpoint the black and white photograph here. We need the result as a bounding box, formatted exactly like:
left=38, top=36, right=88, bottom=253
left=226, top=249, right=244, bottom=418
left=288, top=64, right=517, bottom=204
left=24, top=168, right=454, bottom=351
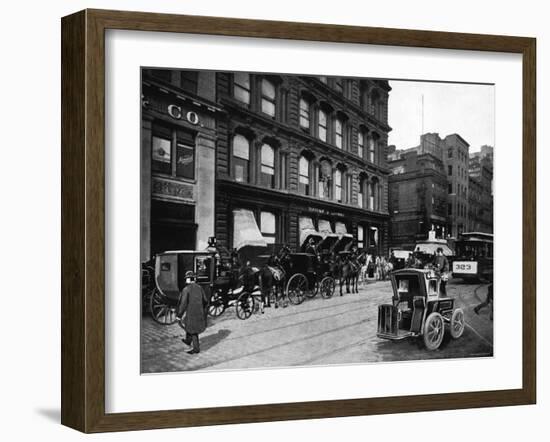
left=140, top=68, right=494, bottom=374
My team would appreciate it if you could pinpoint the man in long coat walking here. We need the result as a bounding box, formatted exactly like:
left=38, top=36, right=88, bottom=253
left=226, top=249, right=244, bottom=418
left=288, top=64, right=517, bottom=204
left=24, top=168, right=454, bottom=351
left=176, top=271, right=209, bottom=354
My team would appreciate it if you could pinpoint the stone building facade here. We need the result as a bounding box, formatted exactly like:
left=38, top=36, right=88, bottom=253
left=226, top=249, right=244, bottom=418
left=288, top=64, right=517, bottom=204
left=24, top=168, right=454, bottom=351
left=214, top=73, right=392, bottom=256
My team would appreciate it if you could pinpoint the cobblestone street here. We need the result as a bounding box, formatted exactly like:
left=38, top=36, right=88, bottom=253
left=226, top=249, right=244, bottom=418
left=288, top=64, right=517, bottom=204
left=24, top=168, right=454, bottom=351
left=141, top=279, right=493, bottom=373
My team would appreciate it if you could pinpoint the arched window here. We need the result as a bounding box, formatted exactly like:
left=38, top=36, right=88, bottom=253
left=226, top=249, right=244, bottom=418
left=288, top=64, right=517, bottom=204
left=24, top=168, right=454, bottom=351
left=318, top=109, right=327, bottom=142
left=357, top=130, right=365, bottom=159
left=233, top=72, right=250, bottom=104
left=335, top=118, right=344, bottom=149
left=299, top=98, right=310, bottom=129
left=260, top=143, right=275, bottom=188
left=233, top=134, right=250, bottom=183
left=334, top=168, right=343, bottom=203
left=298, top=156, right=311, bottom=195
left=261, top=79, right=276, bottom=117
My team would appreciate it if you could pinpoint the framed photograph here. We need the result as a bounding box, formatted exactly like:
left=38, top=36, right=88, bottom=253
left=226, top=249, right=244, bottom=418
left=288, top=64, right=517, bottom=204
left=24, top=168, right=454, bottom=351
left=61, top=9, right=536, bottom=433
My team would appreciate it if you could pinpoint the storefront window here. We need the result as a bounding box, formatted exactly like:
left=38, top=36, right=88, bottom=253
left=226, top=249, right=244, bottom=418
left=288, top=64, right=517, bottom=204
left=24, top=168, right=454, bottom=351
left=260, top=143, right=275, bottom=188
left=152, top=123, right=195, bottom=179
left=261, top=79, right=276, bottom=117
left=260, top=211, right=277, bottom=244
left=175, top=141, right=195, bottom=180
left=233, top=134, right=250, bottom=183
left=152, top=135, right=172, bottom=175
left=233, top=72, right=250, bottom=104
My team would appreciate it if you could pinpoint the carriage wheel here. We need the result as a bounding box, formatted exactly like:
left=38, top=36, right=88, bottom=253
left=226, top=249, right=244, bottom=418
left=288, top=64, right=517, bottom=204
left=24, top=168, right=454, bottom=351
left=149, top=289, right=178, bottom=325
left=450, top=308, right=465, bottom=339
left=236, top=293, right=254, bottom=320
left=287, top=274, right=308, bottom=305
left=423, top=312, right=445, bottom=350
left=208, top=290, right=226, bottom=318
left=319, top=276, right=336, bottom=299
left=306, top=275, right=318, bottom=298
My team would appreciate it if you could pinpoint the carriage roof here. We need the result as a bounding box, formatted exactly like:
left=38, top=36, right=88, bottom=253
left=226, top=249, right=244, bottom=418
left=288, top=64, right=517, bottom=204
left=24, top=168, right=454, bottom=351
left=332, top=234, right=354, bottom=253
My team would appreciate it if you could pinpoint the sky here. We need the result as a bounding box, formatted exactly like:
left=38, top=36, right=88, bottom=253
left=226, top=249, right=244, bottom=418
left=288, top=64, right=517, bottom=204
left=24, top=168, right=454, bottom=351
left=387, top=80, right=495, bottom=153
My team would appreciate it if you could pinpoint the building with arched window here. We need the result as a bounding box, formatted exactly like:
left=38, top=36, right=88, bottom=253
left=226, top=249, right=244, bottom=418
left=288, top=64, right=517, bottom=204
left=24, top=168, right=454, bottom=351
left=215, top=72, right=391, bottom=255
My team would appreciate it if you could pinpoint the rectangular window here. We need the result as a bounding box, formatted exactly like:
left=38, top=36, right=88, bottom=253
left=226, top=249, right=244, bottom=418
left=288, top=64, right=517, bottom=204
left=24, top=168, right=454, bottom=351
left=260, top=144, right=275, bottom=188
left=261, top=79, right=276, bottom=117
left=299, top=99, right=310, bottom=128
left=335, top=119, right=343, bottom=149
left=448, top=165, right=453, bottom=176
left=260, top=211, right=277, bottom=244
left=180, top=71, right=198, bottom=94
left=152, top=124, right=195, bottom=179
left=233, top=72, right=250, bottom=104
left=448, top=148, right=453, bottom=158
left=368, top=138, right=375, bottom=163
left=299, top=157, right=310, bottom=195
left=448, top=203, right=452, bottom=216
left=318, top=110, right=327, bottom=142
left=357, top=131, right=364, bottom=158
left=335, top=170, right=342, bottom=202
left=152, top=135, right=172, bottom=174
left=448, top=183, right=452, bottom=194
left=334, top=78, right=344, bottom=94
left=175, top=142, right=195, bottom=180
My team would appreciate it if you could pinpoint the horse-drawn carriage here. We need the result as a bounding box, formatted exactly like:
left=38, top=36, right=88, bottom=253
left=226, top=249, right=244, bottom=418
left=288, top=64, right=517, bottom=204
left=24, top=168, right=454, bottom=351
left=377, top=268, right=465, bottom=350
left=147, top=244, right=262, bottom=324
left=283, top=232, right=355, bottom=304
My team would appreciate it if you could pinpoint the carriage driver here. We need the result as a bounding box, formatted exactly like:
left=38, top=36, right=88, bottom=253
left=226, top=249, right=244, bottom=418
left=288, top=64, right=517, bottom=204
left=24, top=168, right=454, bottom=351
left=305, top=236, right=318, bottom=256
left=176, top=271, right=209, bottom=355
left=433, top=247, right=450, bottom=296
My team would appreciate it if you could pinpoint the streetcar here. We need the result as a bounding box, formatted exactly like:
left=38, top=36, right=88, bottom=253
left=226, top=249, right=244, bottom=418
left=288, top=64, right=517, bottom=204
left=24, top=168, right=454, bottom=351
left=452, top=232, right=493, bottom=282
left=377, top=268, right=465, bottom=350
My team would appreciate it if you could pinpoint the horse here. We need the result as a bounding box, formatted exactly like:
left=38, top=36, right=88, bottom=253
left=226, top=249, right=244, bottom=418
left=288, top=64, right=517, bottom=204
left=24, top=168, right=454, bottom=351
left=334, top=252, right=360, bottom=295
left=258, top=246, right=291, bottom=310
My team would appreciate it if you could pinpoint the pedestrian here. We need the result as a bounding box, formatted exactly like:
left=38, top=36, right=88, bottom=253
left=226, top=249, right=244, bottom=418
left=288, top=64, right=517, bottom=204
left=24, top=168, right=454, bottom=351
left=375, top=255, right=382, bottom=280
left=474, top=283, right=493, bottom=320
left=405, top=252, right=415, bottom=268
left=433, top=247, right=450, bottom=296
left=176, top=270, right=209, bottom=355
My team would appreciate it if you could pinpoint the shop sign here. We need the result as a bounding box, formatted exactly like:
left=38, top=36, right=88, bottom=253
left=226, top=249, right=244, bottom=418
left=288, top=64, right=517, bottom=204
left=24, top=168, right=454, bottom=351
left=167, top=105, right=200, bottom=125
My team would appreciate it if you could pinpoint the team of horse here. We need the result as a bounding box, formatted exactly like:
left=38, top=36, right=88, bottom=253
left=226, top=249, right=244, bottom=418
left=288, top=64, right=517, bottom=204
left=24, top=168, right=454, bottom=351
left=229, top=244, right=387, bottom=313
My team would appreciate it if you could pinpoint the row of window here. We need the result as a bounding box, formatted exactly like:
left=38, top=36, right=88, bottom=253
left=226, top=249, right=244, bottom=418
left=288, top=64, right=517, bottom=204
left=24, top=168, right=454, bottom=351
left=447, top=164, right=469, bottom=181
left=448, top=202, right=468, bottom=218
left=232, top=73, right=385, bottom=164
left=151, top=123, right=195, bottom=180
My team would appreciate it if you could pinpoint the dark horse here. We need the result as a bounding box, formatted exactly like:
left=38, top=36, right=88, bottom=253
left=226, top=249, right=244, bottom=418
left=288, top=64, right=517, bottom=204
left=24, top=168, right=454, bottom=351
left=334, top=252, right=360, bottom=295
left=257, top=246, right=291, bottom=310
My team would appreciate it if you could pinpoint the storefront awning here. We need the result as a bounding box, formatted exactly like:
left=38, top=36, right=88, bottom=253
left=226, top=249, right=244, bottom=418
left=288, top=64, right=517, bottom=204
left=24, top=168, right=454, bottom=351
left=233, top=209, right=268, bottom=251
left=299, top=216, right=322, bottom=246
left=335, top=221, right=353, bottom=239
left=318, top=219, right=333, bottom=238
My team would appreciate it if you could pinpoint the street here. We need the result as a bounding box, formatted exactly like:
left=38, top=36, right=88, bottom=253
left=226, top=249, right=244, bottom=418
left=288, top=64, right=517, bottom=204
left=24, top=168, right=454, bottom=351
left=141, top=279, right=493, bottom=373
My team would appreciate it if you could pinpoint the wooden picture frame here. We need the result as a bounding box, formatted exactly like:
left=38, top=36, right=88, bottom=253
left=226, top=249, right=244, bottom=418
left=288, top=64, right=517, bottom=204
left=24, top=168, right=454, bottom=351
left=61, top=8, right=536, bottom=433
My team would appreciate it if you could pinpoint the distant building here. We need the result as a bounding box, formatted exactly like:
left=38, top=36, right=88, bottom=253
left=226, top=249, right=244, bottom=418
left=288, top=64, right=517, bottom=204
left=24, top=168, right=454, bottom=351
left=388, top=150, right=448, bottom=250
left=468, top=147, right=493, bottom=233
left=443, top=134, right=470, bottom=238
